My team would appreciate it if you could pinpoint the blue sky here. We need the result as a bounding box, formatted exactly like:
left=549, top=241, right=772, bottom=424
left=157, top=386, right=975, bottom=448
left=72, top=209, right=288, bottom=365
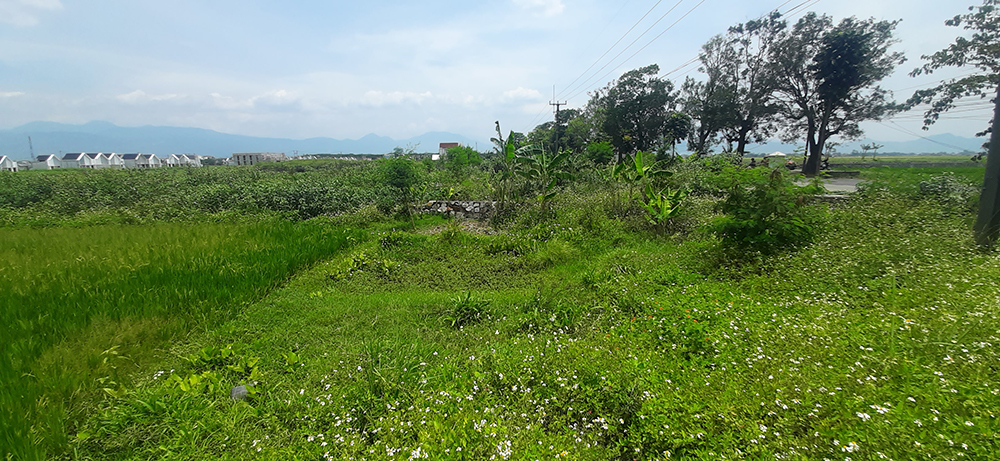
left=0, top=0, right=989, bottom=147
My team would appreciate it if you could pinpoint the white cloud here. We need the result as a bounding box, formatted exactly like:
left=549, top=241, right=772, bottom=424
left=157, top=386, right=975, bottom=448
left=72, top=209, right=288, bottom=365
left=0, top=91, right=25, bottom=98
left=503, top=87, right=542, bottom=100
left=0, top=0, right=62, bottom=26
left=209, top=92, right=253, bottom=110
left=116, top=90, right=181, bottom=103
left=359, top=90, right=435, bottom=107
left=512, top=0, right=564, bottom=17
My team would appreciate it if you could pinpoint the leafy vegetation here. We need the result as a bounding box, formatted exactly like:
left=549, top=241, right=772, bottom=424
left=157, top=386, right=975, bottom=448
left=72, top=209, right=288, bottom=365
left=1, top=4, right=997, bottom=457
left=0, top=153, right=994, bottom=460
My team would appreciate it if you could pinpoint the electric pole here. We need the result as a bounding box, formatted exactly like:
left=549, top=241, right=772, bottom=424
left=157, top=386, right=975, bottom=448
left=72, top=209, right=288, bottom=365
left=28, top=136, right=34, bottom=159
left=549, top=86, right=566, bottom=154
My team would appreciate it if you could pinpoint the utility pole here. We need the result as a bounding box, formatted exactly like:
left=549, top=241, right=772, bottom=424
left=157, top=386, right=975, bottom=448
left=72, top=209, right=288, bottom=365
left=549, top=86, right=566, bottom=154
left=28, top=136, right=34, bottom=159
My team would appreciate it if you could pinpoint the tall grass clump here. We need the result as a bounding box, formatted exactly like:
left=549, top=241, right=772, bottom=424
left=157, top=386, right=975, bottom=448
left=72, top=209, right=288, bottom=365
left=0, top=220, right=354, bottom=460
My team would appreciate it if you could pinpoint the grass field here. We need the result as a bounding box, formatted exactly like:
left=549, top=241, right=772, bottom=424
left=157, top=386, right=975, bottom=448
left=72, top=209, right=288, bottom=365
left=830, top=154, right=982, bottom=164
left=62, top=195, right=1000, bottom=460
left=1, top=160, right=997, bottom=459
left=0, top=219, right=361, bottom=459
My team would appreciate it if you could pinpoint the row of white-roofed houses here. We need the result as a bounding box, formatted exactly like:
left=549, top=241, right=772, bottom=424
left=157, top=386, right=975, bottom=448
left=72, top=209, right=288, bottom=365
left=3, top=153, right=203, bottom=171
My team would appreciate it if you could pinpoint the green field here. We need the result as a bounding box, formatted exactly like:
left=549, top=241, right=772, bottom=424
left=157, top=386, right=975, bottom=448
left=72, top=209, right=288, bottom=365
left=1, top=159, right=997, bottom=459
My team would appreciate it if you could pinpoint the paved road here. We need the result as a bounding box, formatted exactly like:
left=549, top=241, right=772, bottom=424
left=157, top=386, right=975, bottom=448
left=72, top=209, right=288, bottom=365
left=795, top=178, right=861, bottom=193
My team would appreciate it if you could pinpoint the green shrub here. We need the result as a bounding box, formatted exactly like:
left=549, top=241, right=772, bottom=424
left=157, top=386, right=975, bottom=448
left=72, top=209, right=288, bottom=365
left=707, top=167, right=822, bottom=254
left=918, top=172, right=978, bottom=212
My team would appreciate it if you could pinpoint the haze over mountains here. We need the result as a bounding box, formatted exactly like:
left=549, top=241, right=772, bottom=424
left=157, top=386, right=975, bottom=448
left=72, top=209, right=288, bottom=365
left=0, top=122, right=484, bottom=160
left=0, top=121, right=986, bottom=160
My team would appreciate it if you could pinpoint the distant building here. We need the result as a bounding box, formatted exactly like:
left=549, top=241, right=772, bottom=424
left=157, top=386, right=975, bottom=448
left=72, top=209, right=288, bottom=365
left=163, top=154, right=183, bottom=167
left=438, top=142, right=461, bottom=157
left=231, top=152, right=287, bottom=166
left=105, top=153, right=125, bottom=169
left=32, top=154, right=61, bottom=170
left=81, top=153, right=106, bottom=169
left=61, top=153, right=84, bottom=168
left=121, top=153, right=141, bottom=168
left=0, top=155, right=18, bottom=172
left=137, top=153, right=162, bottom=168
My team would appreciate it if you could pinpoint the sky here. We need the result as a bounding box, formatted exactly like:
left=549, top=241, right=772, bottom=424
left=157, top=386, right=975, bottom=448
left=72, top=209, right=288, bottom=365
left=0, top=0, right=990, bottom=148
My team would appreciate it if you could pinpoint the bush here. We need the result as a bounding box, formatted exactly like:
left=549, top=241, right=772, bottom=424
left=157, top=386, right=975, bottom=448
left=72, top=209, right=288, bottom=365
left=585, top=141, right=615, bottom=165
left=918, top=172, right=978, bottom=212
left=707, top=167, right=822, bottom=254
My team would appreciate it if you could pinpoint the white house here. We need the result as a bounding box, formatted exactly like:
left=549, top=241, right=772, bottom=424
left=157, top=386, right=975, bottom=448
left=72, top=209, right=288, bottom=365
left=0, top=155, right=18, bottom=172
left=166, top=154, right=202, bottom=167
left=163, top=154, right=190, bottom=167
left=136, top=153, right=162, bottom=168
left=105, top=153, right=124, bottom=169
left=231, top=152, right=287, bottom=166
left=81, top=153, right=105, bottom=169
left=33, top=154, right=61, bottom=170
left=61, top=153, right=84, bottom=168
left=121, top=153, right=140, bottom=168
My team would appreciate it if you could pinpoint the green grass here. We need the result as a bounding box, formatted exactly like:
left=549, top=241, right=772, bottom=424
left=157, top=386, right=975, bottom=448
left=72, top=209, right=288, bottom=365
left=830, top=154, right=983, bottom=164
left=4, top=160, right=999, bottom=459
left=0, top=219, right=361, bottom=460
left=64, top=195, right=1000, bottom=460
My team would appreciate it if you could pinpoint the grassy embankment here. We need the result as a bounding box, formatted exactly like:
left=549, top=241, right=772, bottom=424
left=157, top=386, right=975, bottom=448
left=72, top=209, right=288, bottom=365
left=2, top=157, right=998, bottom=459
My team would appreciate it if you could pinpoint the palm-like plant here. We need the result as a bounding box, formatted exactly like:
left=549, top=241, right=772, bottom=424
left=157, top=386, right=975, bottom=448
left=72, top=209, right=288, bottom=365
left=514, top=150, right=575, bottom=203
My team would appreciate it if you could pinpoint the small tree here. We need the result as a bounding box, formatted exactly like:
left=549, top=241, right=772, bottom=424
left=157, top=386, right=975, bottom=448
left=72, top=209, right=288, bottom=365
left=444, top=145, right=482, bottom=179
left=861, top=142, right=884, bottom=161
left=384, top=157, right=419, bottom=230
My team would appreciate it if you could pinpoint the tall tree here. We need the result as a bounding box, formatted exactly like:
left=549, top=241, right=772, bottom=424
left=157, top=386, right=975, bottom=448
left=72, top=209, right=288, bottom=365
left=909, top=0, right=1000, bottom=245
left=709, top=13, right=786, bottom=156
left=770, top=13, right=905, bottom=175
left=528, top=109, right=586, bottom=154
left=681, top=76, right=729, bottom=155
left=662, top=112, right=692, bottom=158
left=588, top=64, right=678, bottom=157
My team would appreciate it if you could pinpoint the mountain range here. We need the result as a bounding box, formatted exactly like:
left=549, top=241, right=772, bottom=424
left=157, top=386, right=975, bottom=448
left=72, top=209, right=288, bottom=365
left=743, top=133, right=984, bottom=157
left=0, top=121, right=484, bottom=160
left=0, top=121, right=986, bottom=161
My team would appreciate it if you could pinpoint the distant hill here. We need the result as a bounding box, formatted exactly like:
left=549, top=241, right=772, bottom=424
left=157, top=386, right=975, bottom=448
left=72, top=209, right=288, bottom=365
left=743, top=133, right=985, bottom=156
left=0, top=121, right=483, bottom=160
left=1, top=120, right=986, bottom=160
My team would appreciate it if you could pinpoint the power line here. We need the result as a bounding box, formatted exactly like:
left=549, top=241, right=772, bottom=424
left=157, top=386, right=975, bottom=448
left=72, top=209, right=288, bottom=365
left=564, top=0, right=709, bottom=103
left=887, top=71, right=981, bottom=93
left=555, top=0, right=665, bottom=101
left=660, top=0, right=820, bottom=84
left=559, top=0, right=687, bottom=101
left=876, top=120, right=974, bottom=152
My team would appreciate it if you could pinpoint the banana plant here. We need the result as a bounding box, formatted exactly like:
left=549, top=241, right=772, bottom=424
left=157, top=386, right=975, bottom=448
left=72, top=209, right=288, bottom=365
left=490, top=121, right=536, bottom=203
left=514, top=150, right=575, bottom=203
left=637, top=183, right=687, bottom=229
left=613, top=150, right=673, bottom=201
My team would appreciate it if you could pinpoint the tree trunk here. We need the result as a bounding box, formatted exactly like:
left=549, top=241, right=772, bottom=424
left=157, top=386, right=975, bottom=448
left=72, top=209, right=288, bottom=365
left=973, top=83, right=1000, bottom=246
left=803, top=120, right=821, bottom=176
left=736, top=131, right=748, bottom=156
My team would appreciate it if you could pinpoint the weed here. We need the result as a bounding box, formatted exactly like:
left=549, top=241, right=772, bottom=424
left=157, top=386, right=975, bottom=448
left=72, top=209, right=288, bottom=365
left=442, top=292, right=491, bottom=328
